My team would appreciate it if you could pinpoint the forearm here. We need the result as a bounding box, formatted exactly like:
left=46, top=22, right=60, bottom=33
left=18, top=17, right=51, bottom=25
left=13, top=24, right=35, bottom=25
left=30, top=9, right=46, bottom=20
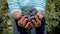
left=7, top=0, right=21, bottom=16
left=7, top=0, right=22, bottom=20
left=34, top=0, right=46, bottom=13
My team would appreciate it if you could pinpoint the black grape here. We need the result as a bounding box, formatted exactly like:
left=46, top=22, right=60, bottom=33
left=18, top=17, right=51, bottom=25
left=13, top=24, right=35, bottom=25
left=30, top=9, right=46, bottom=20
left=20, top=7, right=38, bottom=22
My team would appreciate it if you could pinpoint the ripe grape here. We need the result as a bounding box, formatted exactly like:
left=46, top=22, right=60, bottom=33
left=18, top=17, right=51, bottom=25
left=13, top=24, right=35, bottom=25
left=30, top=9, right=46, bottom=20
left=20, top=7, right=38, bottom=22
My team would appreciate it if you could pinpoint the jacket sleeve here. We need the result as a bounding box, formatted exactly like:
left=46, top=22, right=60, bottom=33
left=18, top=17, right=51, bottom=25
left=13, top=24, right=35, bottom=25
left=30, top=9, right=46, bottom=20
left=7, top=0, right=21, bottom=16
left=34, top=0, right=46, bottom=11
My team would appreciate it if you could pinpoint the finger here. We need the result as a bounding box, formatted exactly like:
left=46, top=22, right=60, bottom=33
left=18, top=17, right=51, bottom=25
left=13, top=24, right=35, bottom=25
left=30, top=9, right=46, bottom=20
left=23, top=19, right=27, bottom=27
left=18, top=15, right=26, bottom=23
left=35, top=23, right=41, bottom=28
left=18, top=20, right=21, bottom=26
left=18, top=20, right=23, bottom=27
left=32, top=20, right=36, bottom=27
left=39, top=15, right=43, bottom=20
left=27, top=22, right=33, bottom=29
left=30, top=23, right=34, bottom=28
left=35, top=16, right=41, bottom=27
left=20, top=15, right=26, bottom=21
left=25, top=22, right=30, bottom=29
left=35, top=16, right=40, bottom=23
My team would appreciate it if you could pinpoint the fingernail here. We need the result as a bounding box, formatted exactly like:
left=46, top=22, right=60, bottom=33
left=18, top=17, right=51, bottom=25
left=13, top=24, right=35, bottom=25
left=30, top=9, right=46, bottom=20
left=25, top=19, right=27, bottom=20
left=32, top=20, right=34, bottom=21
left=28, top=22, right=30, bottom=23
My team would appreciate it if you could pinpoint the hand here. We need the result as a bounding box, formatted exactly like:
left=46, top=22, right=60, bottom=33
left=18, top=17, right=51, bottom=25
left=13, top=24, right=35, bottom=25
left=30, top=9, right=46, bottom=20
left=37, top=10, right=44, bottom=20
left=32, top=16, right=41, bottom=28
left=18, top=15, right=32, bottom=29
left=18, top=15, right=27, bottom=27
left=12, top=11, right=32, bottom=29
left=25, top=22, right=32, bottom=29
left=31, top=10, right=44, bottom=28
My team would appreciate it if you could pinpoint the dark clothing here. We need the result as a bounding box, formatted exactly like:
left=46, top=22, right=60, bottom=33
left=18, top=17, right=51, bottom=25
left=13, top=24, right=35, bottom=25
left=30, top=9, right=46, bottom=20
left=13, top=17, right=46, bottom=34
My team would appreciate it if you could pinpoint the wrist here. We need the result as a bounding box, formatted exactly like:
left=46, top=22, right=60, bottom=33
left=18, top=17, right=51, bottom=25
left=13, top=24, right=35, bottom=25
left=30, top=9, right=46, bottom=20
left=12, top=11, right=22, bottom=20
left=37, top=10, right=44, bottom=15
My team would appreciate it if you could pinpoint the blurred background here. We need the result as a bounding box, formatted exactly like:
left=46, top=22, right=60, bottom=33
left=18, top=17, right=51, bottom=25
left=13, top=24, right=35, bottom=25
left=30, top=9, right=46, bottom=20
left=0, top=0, right=60, bottom=34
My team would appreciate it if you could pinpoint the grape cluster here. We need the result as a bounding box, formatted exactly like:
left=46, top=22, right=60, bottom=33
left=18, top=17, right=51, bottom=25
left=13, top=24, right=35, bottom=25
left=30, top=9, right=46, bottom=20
left=21, top=7, right=38, bottom=22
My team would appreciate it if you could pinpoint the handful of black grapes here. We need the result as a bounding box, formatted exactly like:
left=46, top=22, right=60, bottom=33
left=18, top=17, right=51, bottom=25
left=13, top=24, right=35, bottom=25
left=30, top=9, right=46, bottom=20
left=21, top=7, right=39, bottom=22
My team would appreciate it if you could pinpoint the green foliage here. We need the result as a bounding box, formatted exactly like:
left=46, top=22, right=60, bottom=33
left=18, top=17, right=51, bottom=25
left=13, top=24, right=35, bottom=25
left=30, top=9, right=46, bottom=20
left=0, top=0, right=13, bottom=34
left=0, top=0, right=60, bottom=34
left=46, top=0, right=60, bottom=34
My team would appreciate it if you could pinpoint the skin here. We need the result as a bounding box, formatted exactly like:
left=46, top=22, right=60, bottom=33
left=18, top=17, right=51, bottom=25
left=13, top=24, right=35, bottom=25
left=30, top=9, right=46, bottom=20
left=12, top=11, right=32, bottom=29
left=31, top=10, right=44, bottom=28
left=12, top=10, right=44, bottom=29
